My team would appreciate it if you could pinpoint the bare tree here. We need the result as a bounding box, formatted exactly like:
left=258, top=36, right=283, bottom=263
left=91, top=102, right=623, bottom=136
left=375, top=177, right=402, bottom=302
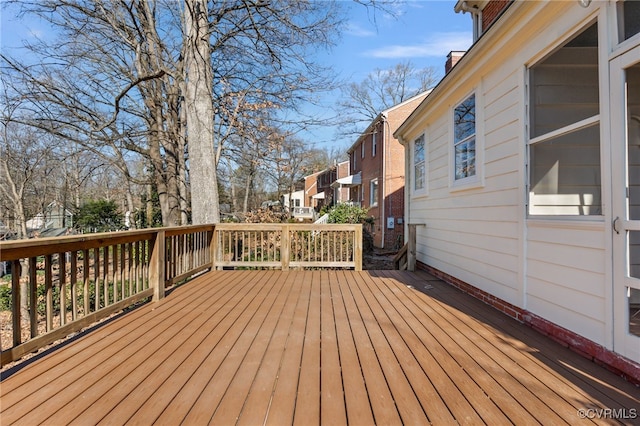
left=184, top=0, right=219, bottom=224
left=2, top=0, right=399, bottom=227
left=1, top=0, right=190, bottom=226
left=338, top=61, right=440, bottom=136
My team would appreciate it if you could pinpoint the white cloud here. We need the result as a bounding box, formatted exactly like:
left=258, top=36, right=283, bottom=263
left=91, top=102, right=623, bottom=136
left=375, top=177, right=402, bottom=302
left=345, top=23, right=376, bottom=38
left=363, top=31, right=472, bottom=59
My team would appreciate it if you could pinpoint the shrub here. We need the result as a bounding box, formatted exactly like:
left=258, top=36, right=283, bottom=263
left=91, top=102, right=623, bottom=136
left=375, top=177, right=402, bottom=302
left=0, top=285, right=11, bottom=311
left=327, top=204, right=371, bottom=225
left=75, top=200, right=124, bottom=233
left=327, top=204, right=374, bottom=254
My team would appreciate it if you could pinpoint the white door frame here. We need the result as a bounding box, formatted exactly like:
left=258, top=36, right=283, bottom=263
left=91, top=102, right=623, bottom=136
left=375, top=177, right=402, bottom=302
left=611, top=44, right=640, bottom=362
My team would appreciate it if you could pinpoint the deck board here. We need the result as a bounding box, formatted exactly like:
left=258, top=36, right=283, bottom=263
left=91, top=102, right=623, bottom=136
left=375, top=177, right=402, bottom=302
left=2, top=269, right=639, bottom=425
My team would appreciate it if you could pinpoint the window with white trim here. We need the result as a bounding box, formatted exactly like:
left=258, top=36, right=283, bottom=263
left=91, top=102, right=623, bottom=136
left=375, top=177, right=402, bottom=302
left=361, top=141, right=365, bottom=158
left=370, top=178, right=378, bottom=206
left=413, top=134, right=426, bottom=193
left=372, top=132, right=377, bottom=157
left=453, top=94, right=476, bottom=181
left=528, top=22, right=601, bottom=216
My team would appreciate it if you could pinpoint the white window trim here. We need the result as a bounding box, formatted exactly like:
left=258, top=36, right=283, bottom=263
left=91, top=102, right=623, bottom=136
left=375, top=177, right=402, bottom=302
left=412, top=132, right=428, bottom=198
left=526, top=20, right=603, bottom=218
left=370, top=178, right=379, bottom=207
left=450, top=90, right=484, bottom=191
left=361, top=141, right=365, bottom=158
left=372, top=132, right=377, bottom=157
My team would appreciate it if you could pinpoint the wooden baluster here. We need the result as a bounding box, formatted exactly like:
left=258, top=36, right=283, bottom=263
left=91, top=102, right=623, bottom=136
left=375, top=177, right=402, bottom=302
left=83, top=249, right=90, bottom=315
left=45, top=254, right=53, bottom=332
left=111, top=245, right=117, bottom=304
left=281, top=226, right=290, bottom=271
left=59, top=253, right=67, bottom=326
left=127, top=243, right=133, bottom=297
left=119, top=244, right=125, bottom=300
left=29, top=257, right=37, bottom=338
left=93, top=248, right=100, bottom=310
left=11, top=259, right=22, bottom=347
left=103, top=246, right=109, bottom=306
left=70, top=251, right=77, bottom=321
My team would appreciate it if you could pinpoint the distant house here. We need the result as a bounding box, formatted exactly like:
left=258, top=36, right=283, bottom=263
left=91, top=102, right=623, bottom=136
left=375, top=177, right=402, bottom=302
left=339, top=92, right=429, bottom=249
left=281, top=178, right=305, bottom=212
left=26, top=201, right=74, bottom=233
left=281, top=189, right=305, bottom=211
left=304, top=166, right=337, bottom=212
left=330, top=160, right=351, bottom=204
left=395, top=0, right=640, bottom=378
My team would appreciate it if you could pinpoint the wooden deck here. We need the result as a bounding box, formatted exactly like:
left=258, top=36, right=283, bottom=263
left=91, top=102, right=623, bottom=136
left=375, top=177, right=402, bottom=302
left=1, top=270, right=638, bottom=425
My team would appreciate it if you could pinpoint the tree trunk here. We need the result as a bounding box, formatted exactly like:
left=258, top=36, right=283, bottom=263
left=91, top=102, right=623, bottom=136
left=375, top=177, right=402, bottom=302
left=243, top=170, right=254, bottom=214
left=184, top=0, right=219, bottom=224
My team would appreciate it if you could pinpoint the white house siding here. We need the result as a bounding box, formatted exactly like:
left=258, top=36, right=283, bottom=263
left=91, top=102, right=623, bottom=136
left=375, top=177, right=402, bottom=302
left=411, top=67, right=523, bottom=307
left=526, top=221, right=607, bottom=344
left=403, top=2, right=614, bottom=350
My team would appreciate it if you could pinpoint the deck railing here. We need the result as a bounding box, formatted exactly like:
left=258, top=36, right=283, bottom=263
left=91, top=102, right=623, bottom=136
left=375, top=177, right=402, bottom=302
left=213, top=223, right=362, bottom=271
left=0, top=223, right=361, bottom=365
left=393, top=224, right=423, bottom=271
left=0, top=225, right=214, bottom=365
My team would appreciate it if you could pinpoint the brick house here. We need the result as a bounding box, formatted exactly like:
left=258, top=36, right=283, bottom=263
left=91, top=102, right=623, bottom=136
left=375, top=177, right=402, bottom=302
left=337, top=92, right=429, bottom=249
left=304, top=166, right=337, bottom=211
left=331, top=160, right=351, bottom=204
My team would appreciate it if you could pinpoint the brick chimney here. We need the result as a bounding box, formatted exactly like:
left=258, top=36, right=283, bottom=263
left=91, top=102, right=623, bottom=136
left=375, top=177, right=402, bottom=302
left=445, top=51, right=465, bottom=74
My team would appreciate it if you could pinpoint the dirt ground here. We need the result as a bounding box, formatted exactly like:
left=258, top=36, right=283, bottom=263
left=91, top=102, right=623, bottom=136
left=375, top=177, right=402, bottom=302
left=363, top=248, right=397, bottom=270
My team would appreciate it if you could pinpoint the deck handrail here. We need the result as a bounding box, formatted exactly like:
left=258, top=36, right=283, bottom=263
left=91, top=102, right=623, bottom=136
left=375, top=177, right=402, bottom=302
left=0, top=225, right=214, bottom=365
left=212, top=223, right=362, bottom=271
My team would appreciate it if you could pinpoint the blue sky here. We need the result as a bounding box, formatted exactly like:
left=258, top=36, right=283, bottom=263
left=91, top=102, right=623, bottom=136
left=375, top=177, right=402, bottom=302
left=1, top=0, right=472, bottom=152
left=304, top=0, right=473, bottom=150
left=331, top=1, right=471, bottom=82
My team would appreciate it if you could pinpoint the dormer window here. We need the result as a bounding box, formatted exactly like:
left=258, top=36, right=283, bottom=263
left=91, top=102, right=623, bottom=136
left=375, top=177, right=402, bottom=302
left=455, top=1, right=483, bottom=41
left=454, top=1, right=511, bottom=42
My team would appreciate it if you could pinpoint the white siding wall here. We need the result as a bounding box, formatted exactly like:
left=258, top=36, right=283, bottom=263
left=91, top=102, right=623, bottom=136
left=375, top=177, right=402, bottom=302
left=526, top=221, right=606, bottom=343
left=406, top=1, right=610, bottom=347
left=412, top=67, right=523, bottom=307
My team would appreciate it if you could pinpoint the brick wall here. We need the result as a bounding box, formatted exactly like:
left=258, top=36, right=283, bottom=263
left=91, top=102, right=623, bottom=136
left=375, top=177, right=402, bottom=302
left=482, top=0, right=510, bottom=32
left=336, top=161, right=350, bottom=203
left=349, top=93, right=427, bottom=249
left=445, top=51, right=465, bottom=74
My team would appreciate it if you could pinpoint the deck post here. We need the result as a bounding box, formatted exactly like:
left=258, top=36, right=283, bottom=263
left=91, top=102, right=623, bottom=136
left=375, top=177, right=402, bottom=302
left=150, top=230, right=166, bottom=301
left=407, top=224, right=424, bottom=272
left=281, top=225, right=290, bottom=271
left=354, top=224, right=363, bottom=271
left=211, top=226, right=219, bottom=270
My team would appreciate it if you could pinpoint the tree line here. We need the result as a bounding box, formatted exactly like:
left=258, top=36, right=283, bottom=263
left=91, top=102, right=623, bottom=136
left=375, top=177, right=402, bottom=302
left=1, top=0, right=438, bottom=238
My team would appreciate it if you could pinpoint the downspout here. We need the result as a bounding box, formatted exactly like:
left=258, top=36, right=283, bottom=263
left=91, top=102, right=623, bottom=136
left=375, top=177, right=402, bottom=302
left=381, top=117, right=386, bottom=249
left=397, top=134, right=409, bottom=247
left=382, top=114, right=391, bottom=249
